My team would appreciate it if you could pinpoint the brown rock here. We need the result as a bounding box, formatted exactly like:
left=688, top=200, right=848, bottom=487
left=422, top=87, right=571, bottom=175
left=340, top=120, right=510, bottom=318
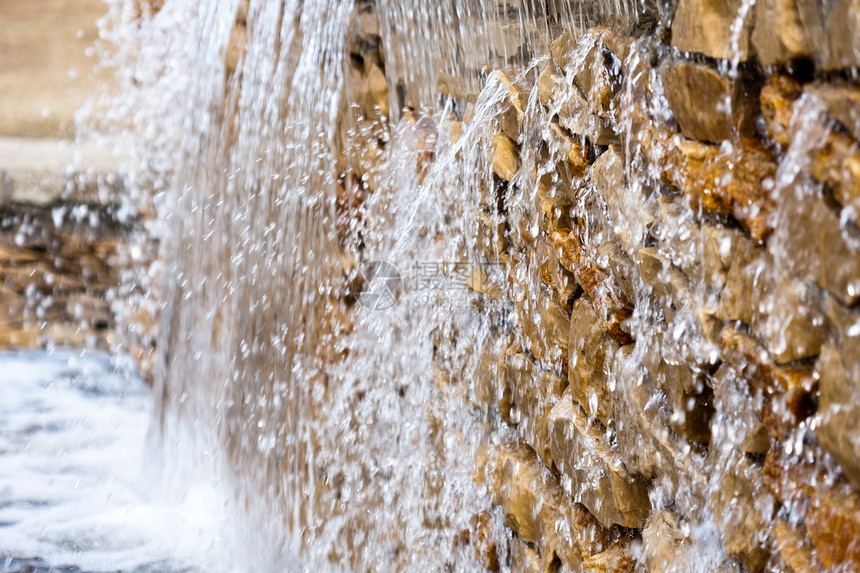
left=548, top=392, right=652, bottom=529
left=760, top=73, right=803, bottom=148
left=662, top=61, right=759, bottom=143
left=500, top=352, right=567, bottom=467
left=814, top=344, right=860, bottom=492
left=772, top=519, right=823, bottom=573
left=662, top=137, right=777, bottom=241
left=497, top=72, right=527, bottom=142
left=810, top=131, right=860, bottom=215
left=752, top=0, right=824, bottom=66
left=672, top=0, right=754, bottom=60
left=761, top=76, right=860, bottom=214
left=492, top=133, right=520, bottom=181
left=710, top=453, right=776, bottom=572
left=720, top=326, right=817, bottom=439
left=481, top=443, right=634, bottom=571
left=567, top=297, right=619, bottom=426
left=808, top=83, right=860, bottom=142
left=226, top=23, right=247, bottom=77
left=764, top=445, right=860, bottom=571
left=546, top=123, right=592, bottom=179
left=510, top=535, right=541, bottom=573
left=821, top=0, right=860, bottom=70
left=551, top=229, right=634, bottom=345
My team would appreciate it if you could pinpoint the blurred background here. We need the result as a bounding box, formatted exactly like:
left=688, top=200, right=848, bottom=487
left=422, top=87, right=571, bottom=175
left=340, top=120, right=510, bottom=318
left=0, top=0, right=155, bottom=371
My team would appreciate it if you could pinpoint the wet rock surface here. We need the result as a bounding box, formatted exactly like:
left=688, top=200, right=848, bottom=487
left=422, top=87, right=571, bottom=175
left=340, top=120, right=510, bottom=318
left=49, top=0, right=860, bottom=570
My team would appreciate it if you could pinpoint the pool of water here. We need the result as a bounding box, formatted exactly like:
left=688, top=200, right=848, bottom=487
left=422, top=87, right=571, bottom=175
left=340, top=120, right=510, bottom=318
left=0, top=351, right=241, bottom=573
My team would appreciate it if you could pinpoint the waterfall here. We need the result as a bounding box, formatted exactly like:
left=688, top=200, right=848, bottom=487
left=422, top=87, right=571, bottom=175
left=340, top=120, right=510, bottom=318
left=95, top=0, right=860, bottom=571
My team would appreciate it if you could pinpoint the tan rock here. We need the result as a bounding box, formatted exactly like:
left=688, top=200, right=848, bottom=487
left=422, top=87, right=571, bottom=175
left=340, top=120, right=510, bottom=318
left=808, top=83, right=860, bottom=142
left=548, top=392, right=651, bottom=529
left=500, top=352, right=567, bottom=467
left=662, top=137, right=777, bottom=241
left=672, top=0, right=754, bottom=60
left=826, top=297, right=860, bottom=381
left=592, top=145, right=651, bottom=254
left=821, top=0, right=860, bottom=70
left=510, top=535, right=541, bottom=573
left=551, top=230, right=634, bottom=345
left=662, top=61, right=759, bottom=143
left=764, top=444, right=860, bottom=571
left=497, top=72, right=527, bottom=142
left=567, top=296, right=619, bottom=426
left=514, top=282, right=571, bottom=371
left=641, top=511, right=689, bottom=573
left=367, top=63, right=389, bottom=119
left=535, top=178, right=573, bottom=234
left=474, top=210, right=507, bottom=260
left=720, top=326, right=817, bottom=439
left=572, top=29, right=623, bottom=120
left=751, top=0, right=824, bottom=66
left=492, top=133, right=520, bottom=181
left=710, top=453, right=775, bottom=572
left=636, top=247, right=689, bottom=310
left=814, top=344, right=860, bottom=492
left=481, top=443, right=634, bottom=571
left=536, top=237, right=579, bottom=310
left=777, top=185, right=860, bottom=307
left=712, top=363, right=771, bottom=454
left=538, top=62, right=615, bottom=146
left=717, top=234, right=827, bottom=363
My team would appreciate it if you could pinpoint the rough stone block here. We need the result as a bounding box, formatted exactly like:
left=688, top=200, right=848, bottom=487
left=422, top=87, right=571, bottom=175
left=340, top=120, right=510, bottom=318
left=751, top=0, right=824, bottom=66
left=814, top=344, right=860, bottom=492
left=709, top=452, right=776, bottom=572
left=662, top=61, right=759, bottom=143
left=672, top=0, right=754, bottom=60
left=500, top=352, right=567, bottom=467
left=492, top=133, right=520, bottom=181
left=551, top=229, right=634, bottom=345
left=568, top=296, right=619, bottom=426
left=548, top=392, right=652, bottom=529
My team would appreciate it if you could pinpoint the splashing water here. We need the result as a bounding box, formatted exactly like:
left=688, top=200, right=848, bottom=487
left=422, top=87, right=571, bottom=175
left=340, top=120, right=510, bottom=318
left=62, top=0, right=860, bottom=571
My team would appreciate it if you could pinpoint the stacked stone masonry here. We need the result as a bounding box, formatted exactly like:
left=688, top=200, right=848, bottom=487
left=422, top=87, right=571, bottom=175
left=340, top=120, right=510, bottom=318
left=9, top=0, right=856, bottom=570
left=324, top=0, right=860, bottom=571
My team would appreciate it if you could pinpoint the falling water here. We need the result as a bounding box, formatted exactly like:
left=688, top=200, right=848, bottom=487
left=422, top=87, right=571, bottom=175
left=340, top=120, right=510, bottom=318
left=72, top=0, right=860, bottom=570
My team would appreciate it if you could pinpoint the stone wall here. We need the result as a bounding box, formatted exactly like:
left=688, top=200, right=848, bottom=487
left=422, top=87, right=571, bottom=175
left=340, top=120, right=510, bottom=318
left=0, top=139, right=156, bottom=379
left=328, top=0, right=860, bottom=570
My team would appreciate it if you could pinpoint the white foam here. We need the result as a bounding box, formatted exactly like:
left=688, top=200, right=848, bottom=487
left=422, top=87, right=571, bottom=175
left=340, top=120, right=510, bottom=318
left=0, top=351, right=243, bottom=573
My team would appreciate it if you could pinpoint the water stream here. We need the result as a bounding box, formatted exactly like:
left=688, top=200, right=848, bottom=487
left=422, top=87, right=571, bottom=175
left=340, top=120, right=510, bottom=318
left=7, top=0, right=856, bottom=571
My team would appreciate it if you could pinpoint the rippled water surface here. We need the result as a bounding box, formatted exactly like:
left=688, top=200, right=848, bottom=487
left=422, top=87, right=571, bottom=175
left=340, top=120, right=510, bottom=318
left=0, top=351, right=242, bottom=573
